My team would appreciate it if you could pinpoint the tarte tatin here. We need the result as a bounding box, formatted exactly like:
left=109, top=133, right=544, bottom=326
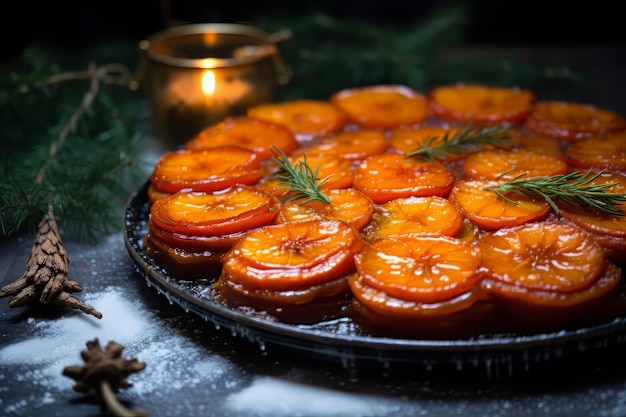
left=143, top=83, right=626, bottom=339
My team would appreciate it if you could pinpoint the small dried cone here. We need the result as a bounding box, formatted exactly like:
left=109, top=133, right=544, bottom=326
left=63, top=338, right=147, bottom=417
left=0, top=205, right=102, bottom=319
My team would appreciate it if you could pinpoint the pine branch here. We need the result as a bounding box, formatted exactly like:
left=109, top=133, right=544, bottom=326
left=406, top=121, right=511, bottom=160
left=485, top=169, right=626, bottom=216
left=270, top=146, right=331, bottom=204
left=0, top=52, right=142, bottom=241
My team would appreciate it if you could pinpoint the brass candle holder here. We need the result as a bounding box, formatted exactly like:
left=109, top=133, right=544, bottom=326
left=138, top=23, right=291, bottom=149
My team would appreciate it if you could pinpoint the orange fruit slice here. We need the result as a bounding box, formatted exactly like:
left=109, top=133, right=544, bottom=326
left=150, top=186, right=281, bottom=237
left=277, top=187, right=374, bottom=230
left=564, top=132, right=626, bottom=171
left=221, top=220, right=363, bottom=291
left=150, top=146, right=263, bottom=193
left=295, top=129, right=388, bottom=162
left=353, top=153, right=455, bottom=203
left=463, top=149, right=568, bottom=180
left=388, top=125, right=464, bottom=162
left=478, top=220, right=607, bottom=293
left=354, top=235, right=483, bottom=304
left=330, top=84, right=429, bottom=128
left=449, top=179, right=551, bottom=230
left=247, top=99, right=348, bottom=140
left=362, top=195, right=463, bottom=239
left=560, top=171, right=626, bottom=238
left=185, top=116, right=298, bottom=160
left=428, top=84, right=535, bottom=125
left=524, top=101, right=626, bottom=140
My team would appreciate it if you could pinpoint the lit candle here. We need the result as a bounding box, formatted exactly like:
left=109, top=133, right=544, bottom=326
left=140, top=23, right=289, bottom=148
left=201, top=69, right=217, bottom=104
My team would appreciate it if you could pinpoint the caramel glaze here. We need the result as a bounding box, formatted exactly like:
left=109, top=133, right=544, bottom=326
left=212, top=275, right=353, bottom=325
left=142, top=214, right=626, bottom=340
left=143, top=232, right=225, bottom=281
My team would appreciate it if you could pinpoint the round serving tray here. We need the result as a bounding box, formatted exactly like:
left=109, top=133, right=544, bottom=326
left=123, top=180, right=626, bottom=373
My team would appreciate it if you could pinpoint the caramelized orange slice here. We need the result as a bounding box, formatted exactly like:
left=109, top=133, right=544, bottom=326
left=246, top=99, right=348, bottom=140
left=354, top=235, right=483, bottom=304
left=478, top=220, right=607, bottom=293
left=150, top=146, right=263, bottom=193
left=349, top=273, right=490, bottom=327
left=296, top=129, right=388, bottom=162
left=463, top=148, right=568, bottom=181
left=330, top=85, right=429, bottom=128
left=222, top=220, right=363, bottom=291
left=353, top=153, right=455, bottom=203
left=483, top=262, right=620, bottom=309
left=564, top=132, right=626, bottom=171
left=150, top=186, right=281, bottom=237
left=525, top=101, right=626, bottom=140
left=561, top=171, right=626, bottom=238
left=362, top=195, right=463, bottom=239
left=277, top=188, right=374, bottom=230
left=185, top=117, right=298, bottom=160
left=509, top=131, right=563, bottom=157
left=259, top=152, right=354, bottom=197
left=428, top=84, right=535, bottom=125
left=388, top=125, right=464, bottom=162
left=449, top=179, right=551, bottom=230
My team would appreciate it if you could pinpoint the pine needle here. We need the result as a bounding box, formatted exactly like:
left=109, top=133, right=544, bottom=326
left=485, top=169, right=626, bottom=216
left=406, top=121, right=511, bottom=161
left=270, top=146, right=331, bottom=204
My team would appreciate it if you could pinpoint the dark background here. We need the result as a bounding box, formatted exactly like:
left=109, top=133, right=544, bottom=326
left=6, top=0, right=626, bottom=55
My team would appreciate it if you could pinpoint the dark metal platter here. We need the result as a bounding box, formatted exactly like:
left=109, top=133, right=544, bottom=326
left=123, top=180, right=626, bottom=373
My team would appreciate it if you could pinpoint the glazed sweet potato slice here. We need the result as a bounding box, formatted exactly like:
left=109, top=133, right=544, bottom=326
left=330, top=84, right=430, bottom=128
left=478, top=220, right=607, bottom=294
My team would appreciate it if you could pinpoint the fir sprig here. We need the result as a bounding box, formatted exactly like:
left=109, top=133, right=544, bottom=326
left=485, top=169, right=626, bottom=216
left=0, top=49, right=143, bottom=241
left=406, top=121, right=511, bottom=161
left=270, top=146, right=331, bottom=204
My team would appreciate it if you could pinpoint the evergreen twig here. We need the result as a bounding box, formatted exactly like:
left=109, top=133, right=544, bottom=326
left=0, top=52, right=141, bottom=241
left=406, top=121, right=511, bottom=160
left=270, top=146, right=331, bottom=204
left=485, top=169, right=626, bottom=216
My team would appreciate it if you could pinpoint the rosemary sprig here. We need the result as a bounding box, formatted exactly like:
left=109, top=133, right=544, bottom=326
left=485, top=169, right=626, bottom=216
left=270, top=146, right=331, bottom=204
left=406, top=121, right=511, bottom=160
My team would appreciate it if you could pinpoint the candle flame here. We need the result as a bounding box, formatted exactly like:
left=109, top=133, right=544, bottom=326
left=202, top=70, right=216, bottom=95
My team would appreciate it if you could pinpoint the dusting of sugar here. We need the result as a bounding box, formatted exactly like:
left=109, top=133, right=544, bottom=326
left=0, top=286, right=240, bottom=413
left=223, top=376, right=410, bottom=417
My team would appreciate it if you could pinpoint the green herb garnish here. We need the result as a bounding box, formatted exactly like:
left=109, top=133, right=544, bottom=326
left=485, top=169, right=626, bottom=216
left=406, top=121, right=511, bottom=161
left=270, top=146, right=331, bottom=204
